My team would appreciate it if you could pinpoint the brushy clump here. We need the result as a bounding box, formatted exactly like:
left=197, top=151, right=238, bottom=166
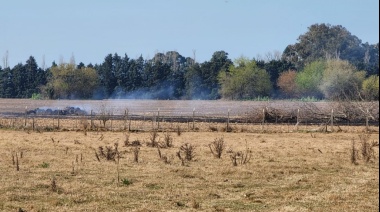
left=146, top=130, right=160, bottom=147
left=176, top=125, right=182, bottom=136
left=157, top=146, right=173, bottom=164
left=229, top=141, right=252, bottom=166
left=132, top=146, right=140, bottom=163
left=209, top=137, right=225, bottom=159
left=162, top=132, right=174, bottom=148
left=351, top=139, right=359, bottom=165
left=97, top=143, right=120, bottom=161
left=51, top=177, right=57, bottom=192
left=123, top=133, right=130, bottom=146
left=209, top=125, right=218, bottom=132
left=177, top=143, right=196, bottom=165
left=359, top=133, right=378, bottom=163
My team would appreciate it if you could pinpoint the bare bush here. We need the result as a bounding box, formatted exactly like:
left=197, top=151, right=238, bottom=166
left=147, top=130, right=159, bottom=147
left=229, top=142, right=252, bottom=166
left=176, top=125, right=182, bottom=136
left=157, top=146, right=173, bottom=164
left=351, top=139, right=359, bottom=165
left=51, top=177, right=57, bottom=192
left=359, top=134, right=378, bottom=163
left=209, top=125, right=218, bottom=132
left=162, top=132, right=174, bottom=148
left=123, top=133, right=130, bottom=147
left=209, top=137, right=225, bottom=158
left=177, top=143, right=196, bottom=165
left=130, top=139, right=142, bottom=146
left=132, top=147, right=140, bottom=163
left=97, top=143, right=119, bottom=161
left=99, top=104, right=112, bottom=128
left=80, top=116, right=89, bottom=135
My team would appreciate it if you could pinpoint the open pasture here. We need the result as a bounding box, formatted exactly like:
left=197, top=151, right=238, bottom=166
left=0, top=128, right=378, bottom=211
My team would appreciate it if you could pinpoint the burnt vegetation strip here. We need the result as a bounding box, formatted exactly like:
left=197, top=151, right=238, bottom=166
left=2, top=109, right=378, bottom=126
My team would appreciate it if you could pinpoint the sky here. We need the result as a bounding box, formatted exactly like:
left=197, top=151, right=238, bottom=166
left=1, top=0, right=379, bottom=68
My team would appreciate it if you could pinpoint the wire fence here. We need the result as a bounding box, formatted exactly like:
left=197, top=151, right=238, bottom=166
left=1, top=101, right=378, bottom=133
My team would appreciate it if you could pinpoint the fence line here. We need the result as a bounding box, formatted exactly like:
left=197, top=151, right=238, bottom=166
left=0, top=106, right=378, bottom=132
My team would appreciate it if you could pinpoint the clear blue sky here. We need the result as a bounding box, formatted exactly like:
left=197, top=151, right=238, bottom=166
left=1, top=0, right=379, bottom=68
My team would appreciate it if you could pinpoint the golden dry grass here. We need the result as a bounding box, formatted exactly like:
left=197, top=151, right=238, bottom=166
left=0, top=127, right=378, bottom=211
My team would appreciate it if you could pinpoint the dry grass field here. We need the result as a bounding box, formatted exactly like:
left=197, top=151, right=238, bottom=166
left=0, top=125, right=378, bottom=212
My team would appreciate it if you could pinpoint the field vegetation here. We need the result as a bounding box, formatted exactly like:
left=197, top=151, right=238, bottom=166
left=0, top=121, right=378, bottom=211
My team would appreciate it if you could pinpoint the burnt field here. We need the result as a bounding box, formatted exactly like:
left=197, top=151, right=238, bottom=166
left=0, top=99, right=379, bottom=121
left=0, top=99, right=378, bottom=131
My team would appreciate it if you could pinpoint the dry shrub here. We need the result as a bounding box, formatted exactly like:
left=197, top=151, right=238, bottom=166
left=162, top=132, right=174, bottom=148
left=123, top=133, right=130, bottom=146
left=157, top=146, right=173, bottom=164
left=229, top=141, right=252, bottom=166
left=191, top=199, right=201, bottom=209
left=359, top=134, right=378, bottom=163
left=209, top=125, right=218, bottom=132
left=11, top=152, right=15, bottom=165
left=351, top=139, right=359, bottom=165
left=132, top=146, right=140, bottom=163
left=51, top=177, right=57, bottom=192
left=80, top=117, right=89, bottom=135
left=147, top=130, right=159, bottom=147
left=16, top=152, right=20, bottom=171
left=97, top=143, right=119, bottom=161
left=99, top=104, right=112, bottom=128
left=221, top=126, right=233, bottom=132
left=130, top=139, right=142, bottom=146
left=177, top=143, right=196, bottom=165
left=209, top=137, right=225, bottom=159
left=176, top=125, right=182, bottom=136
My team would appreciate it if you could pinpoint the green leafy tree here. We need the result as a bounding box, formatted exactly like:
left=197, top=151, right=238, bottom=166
left=44, top=63, right=98, bottom=99
left=142, top=60, right=172, bottom=99
left=11, top=63, right=27, bottom=98
left=24, top=56, right=46, bottom=98
left=218, top=57, right=272, bottom=100
left=361, top=75, right=379, bottom=100
left=96, top=54, right=117, bottom=98
left=283, top=23, right=364, bottom=70
left=184, top=63, right=205, bottom=99
left=319, top=59, right=365, bottom=100
left=359, top=43, right=379, bottom=76
left=295, top=60, right=325, bottom=98
left=126, top=56, right=143, bottom=92
left=148, top=51, right=193, bottom=99
left=1, top=67, right=15, bottom=98
left=255, top=59, right=295, bottom=95
left=0, top=66, right=14, bottom=98
left=184, top=51, right=232, bottom=99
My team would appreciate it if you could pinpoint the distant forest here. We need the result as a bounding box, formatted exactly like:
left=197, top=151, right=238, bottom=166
left=0, top=23, right=378, bottom=101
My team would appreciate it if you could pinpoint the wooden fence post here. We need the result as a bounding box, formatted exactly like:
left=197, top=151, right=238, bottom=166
left=57, top=111, right=60, bottom=130
left=192, top=108, right=195, bottom=130
left=157, top=108, right=160, bottom=129
left=366, top=109, right=369, bottom=130
left=124, top=109, right=128, bottom=130
left=296, top=108, right=300, bottom=131
left=331, top=109, right=334, bottom=131
left=227, top=109, right=230, bottom=132
left=90, top=110, right=94, bottom=130
left=24, top=107, right=27, bottom=127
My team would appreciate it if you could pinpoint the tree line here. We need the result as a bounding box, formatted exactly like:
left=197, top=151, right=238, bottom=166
left=0, top=23, right=378, bottom=101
